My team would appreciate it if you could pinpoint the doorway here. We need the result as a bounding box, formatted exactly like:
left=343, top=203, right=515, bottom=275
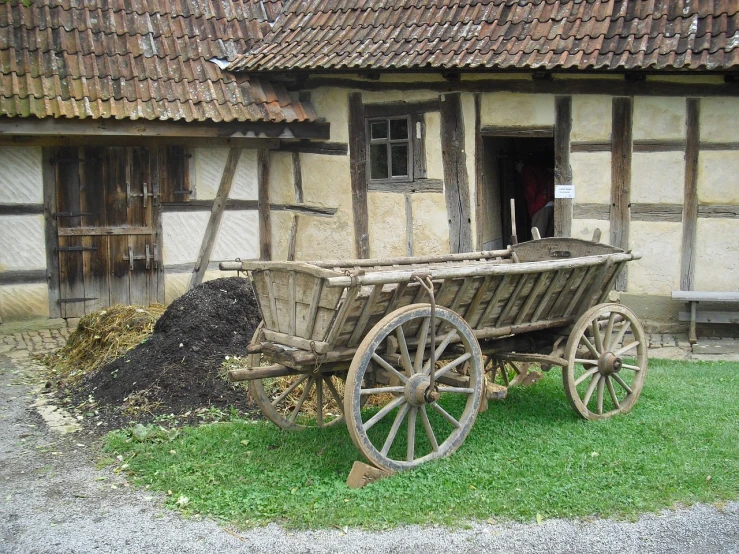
left=480, top=136, right=555, bottom=248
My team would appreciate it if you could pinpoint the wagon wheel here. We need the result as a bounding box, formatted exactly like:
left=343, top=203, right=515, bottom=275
left=345, top=305, right=483, bottom=472
left=248, top=323, right=346, bottom=430
left=563, top=304, right=648, bottom=420
left=486, top=356, right=532, bottom=388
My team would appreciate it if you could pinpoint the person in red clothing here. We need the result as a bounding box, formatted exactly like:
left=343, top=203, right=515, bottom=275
left=517, top=160, right=554, bottom=237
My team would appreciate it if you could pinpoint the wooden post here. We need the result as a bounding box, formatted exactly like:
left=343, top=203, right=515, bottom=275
left=258, top=148, right=271, bottom=261
left=680, top=98, right=700, bottom=291
left=42, top=147, right=61, bottom=318
left=610, top=97, right=633, bottom=291
left=474, top=93, right=484, bottom=250
left=288, top=151, right=303, bottom=261
left=554, top=96, right=573, bottom=238
left=348, top=92, right=370, bottom=258
left=440, top=92, right=473, bottom=253
left=189, top=147, right=241, bottom=288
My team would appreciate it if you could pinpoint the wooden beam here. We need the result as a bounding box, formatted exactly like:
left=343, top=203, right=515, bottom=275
left=189, top=147, right=242, bottom=288
left=631, top=203, right=682, bottom=222
left=697, top=205, right=739, bottom=218
left=348, top=92, right=370, bottom=258
left=554, top=96, right=573, bottom=238
left=439, top=92, right=473, bottom=253
left=0, top=203, right=43, bottom=215
left=0, top=135, right=281, bottom=149
left=366, top=179, right=443, bottom=193
left=680, top=98, right=700, bottom=292
left=258, top=148, right=272, bottom=261
left=573, top=203, right=610, bottom=220
left=570, top=141, right=611, bottom=152
left=480, top=125, right=554, bottom=137
left=610, top=97, right=633, bottom=291
left=0, top=269, right=47, bottom=285
left=160, top=199, right=337, bottom=217
left=41, top=147, right=61, bottom=318
left=278, top=141, right=348, bottom=156
left=474, top=93, right=484, bottom=250
left=0, top=117, right=330, bottom=140
left=364, top=100, right=440, bottom=117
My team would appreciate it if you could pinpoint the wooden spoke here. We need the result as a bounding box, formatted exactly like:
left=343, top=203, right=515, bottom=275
left=433, top=352, right=472, bottom=379
left=381, top=403, right=410, bottom=456
left=603, top=312, right=617, bottom=351
left=271, top=373, right=310, bottom=407
left=606, top=377, right=620, bottom=409
left=316, top=376, right=324, bottom=427
left=371, top=353, right=409, bottom=383
left=363, top=395, right=406, bottom=431
left=430, top=402, right=461, bottom=429
left=289, top=376, right=315, bottom=424
left=498, top=361, right=509, bottom=386
left=407, top=407, right=418, bottom=462
left=614, top=341, right=640, bottom=357
left=582, top=374, right=600, bottom=407
left=574, top=366, right=599, bottom=386
left=414, top=317, right=431, bottom=374
left=563, top=304, right=648, bottom=420
left=323, top=377, right=345, bottom=415
left=395, top=325, right=413, bottom=374
left=612, top=373, right=633, bottom=394
left=420, top=406, right=439, bottom=452
left=345, top=305, right=483, bottom=472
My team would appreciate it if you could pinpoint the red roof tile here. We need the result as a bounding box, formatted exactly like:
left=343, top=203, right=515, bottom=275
left=0, top=0, right=317, bottom=123
left=230, top=0, right=739, bottom=72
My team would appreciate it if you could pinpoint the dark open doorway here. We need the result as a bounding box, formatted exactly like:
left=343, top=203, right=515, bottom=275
left=480, top=136, right=555, bottom=248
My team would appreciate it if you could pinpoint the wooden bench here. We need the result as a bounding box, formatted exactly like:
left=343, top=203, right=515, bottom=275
left=671, top=291, right=739, bottom=344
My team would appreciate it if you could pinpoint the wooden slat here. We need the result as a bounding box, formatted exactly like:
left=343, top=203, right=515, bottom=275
left=480, top=125, right=554, bottom=137
left=325, top=285, right=361, bottom=346
left=610, top=97, right=633, bottom=291
left=384, top=281, right=408, bottom=315
left=672, top=291, right=739, bottom=302
left=463, top=275, right=492, bottom=323
left=79, top=146, right=109, bottom=313
left=151, top=147, right=164, bottom=303
left=680, top=98, right=700, bottom=292
left=679, top=311, right=739, bottom=324
left=348, top=92, right=370, bottom=258
left=597, top=261, right=625, bottom=304
left=262, top=269, right=279, bottom=331
left=531, top=269, right=564, bottom=322
left=287, top=271, right=296, bottom=336
left=106, top=147, right=131, bottom=307
left=475, top=275, right=510, bottom=329
left=514, top=271, right=548, bottom=325
left=546, top=268, right=580, bottom=319
left=128, top=147, right=152, bottom=306
left=579, top=258, right=615, bottom=314
left=303, top=278, right=324, bottom=339
left=262, top=329, right=331, bottom=354
left=57, top=226, right=152, bottom=236
left=348, top=284, right=384, bottom=347
left=258, top=148, right=272, bottom=261
left=564, top=265, right=599, bottom=316
left=440, top=92, right=473, bottom=253
left=496, top=274, right=529, bottom=326
left=449, top=276, right=475, bottom=314
left=554, top=96, right=573, bottom=237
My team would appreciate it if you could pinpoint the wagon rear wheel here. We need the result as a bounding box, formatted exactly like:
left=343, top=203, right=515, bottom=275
left=345, top=305, right=483, bottom=472
left=248, top=323, right=346, bottom=430
left=563, top=304, right=648, bottom=420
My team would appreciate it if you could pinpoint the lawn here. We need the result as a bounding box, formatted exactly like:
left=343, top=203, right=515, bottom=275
left=105, top=359, right=739, bottom=528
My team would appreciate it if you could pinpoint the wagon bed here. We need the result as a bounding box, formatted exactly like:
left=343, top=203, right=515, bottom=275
left=221, top=237, right=647, bottom=473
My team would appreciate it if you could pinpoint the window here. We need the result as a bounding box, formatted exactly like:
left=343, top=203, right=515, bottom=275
left=368, top=116, right=412, bottom=182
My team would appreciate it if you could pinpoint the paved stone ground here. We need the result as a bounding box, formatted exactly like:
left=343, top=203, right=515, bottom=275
left=1, top=319, right=737, bottom=553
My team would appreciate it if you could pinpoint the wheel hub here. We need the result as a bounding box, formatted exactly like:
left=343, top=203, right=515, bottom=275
left=405, top=373, right=439, bottom=406
left=598, top=352, right=622, bottom=376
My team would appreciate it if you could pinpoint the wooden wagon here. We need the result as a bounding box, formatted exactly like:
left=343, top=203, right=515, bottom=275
left=220, top=236, right=647, bottom=473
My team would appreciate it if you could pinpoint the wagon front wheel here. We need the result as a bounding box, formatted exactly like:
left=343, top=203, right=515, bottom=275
left=563, top=303, right=648, bottom=420
left=345, top=305, right=483, bottom=473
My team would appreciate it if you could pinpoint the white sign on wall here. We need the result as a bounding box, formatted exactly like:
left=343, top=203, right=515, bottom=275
left=555, top=183, right=575, bottom=199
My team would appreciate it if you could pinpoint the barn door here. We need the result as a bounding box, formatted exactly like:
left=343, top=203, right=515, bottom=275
left=54, top=146, right=162, bottom=317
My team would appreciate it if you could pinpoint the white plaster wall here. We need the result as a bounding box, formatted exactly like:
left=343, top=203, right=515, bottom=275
left=295, top=153, right=355, bottom=260
left=628, top=221, right=682, bottom=295
left=479, top=93, right=555, bottom=127
left=632, top=97, right=686, bottom=140
left=193, top=148, right=258, bottom=201
left=0, top=215, right=46, bottom=271
left=693, top=219, right=739, bottom=291
left=571, top=219, right=610, bottom=244
left=269, top=151, right=295, bottom=205
left=631, top=152, right=685, bottom=204
left=270, top=210, right=294, bottom=261
left=425, top=111, right=444, bottom=180
left=571, top=152, right=611, bottom=205
left=0, top=147, right=43, bottom=204
left=571, top=96, right=612, bottom=141
left=164, top=273, right=190, bottom=304
left=411, top=193, right=449, bottom=256
left=697, top=151, right=739, bottom=204
left=213, top=211, right=260, bottom=261
left=368, top=192, right=407, bottom=258
left=0, top=283, right=49, bottom=320
left=699, top=98, right=739, bottom=142
left=311, top=88, right=350, bottom=143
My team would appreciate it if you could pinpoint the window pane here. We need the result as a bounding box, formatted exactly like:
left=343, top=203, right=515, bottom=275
left=370, top=144, right=388, bottom=179
left=390, top=118, right=408, bottom=140
left=390, top=144, right=408, bottom=177
left=371, top=121, right=388, bottom=140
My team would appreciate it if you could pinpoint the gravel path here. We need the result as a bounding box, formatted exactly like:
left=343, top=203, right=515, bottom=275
left=1, top=330, right=738, bottom=554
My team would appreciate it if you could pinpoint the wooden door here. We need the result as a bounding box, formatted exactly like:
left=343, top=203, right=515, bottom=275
left=54, top=146, right=163, bottom=317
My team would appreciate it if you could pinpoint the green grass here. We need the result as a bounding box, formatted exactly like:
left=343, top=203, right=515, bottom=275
left=105, top=359, right=739, bottom=528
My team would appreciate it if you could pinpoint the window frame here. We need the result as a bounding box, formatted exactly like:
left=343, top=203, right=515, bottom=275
left=366, top=115, right=414, bottom=184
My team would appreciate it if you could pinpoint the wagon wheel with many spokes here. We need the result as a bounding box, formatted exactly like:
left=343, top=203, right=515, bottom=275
left=344, top=305, right=483, bottom=473
left=563, top=304, right=648, bottom=420
left=486, top=356, right=533, bottom=387
left=248, top=323, right=346, bottom=430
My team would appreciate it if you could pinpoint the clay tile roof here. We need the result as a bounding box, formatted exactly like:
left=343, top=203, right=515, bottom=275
left=0, top=0, right=318, bottom=123
left=229, top=0, right=739, bottom=72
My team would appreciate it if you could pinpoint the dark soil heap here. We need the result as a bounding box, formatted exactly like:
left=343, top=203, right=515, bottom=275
left=75, top=278, right=261, bottom=421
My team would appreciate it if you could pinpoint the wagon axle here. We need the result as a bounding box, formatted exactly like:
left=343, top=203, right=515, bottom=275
left=599, top=352, right=623, bottom=376
left=405, top=373, right=440, bottom=406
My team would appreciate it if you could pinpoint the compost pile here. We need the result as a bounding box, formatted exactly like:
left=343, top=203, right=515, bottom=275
left=67, top=278, right=261, bottom=424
